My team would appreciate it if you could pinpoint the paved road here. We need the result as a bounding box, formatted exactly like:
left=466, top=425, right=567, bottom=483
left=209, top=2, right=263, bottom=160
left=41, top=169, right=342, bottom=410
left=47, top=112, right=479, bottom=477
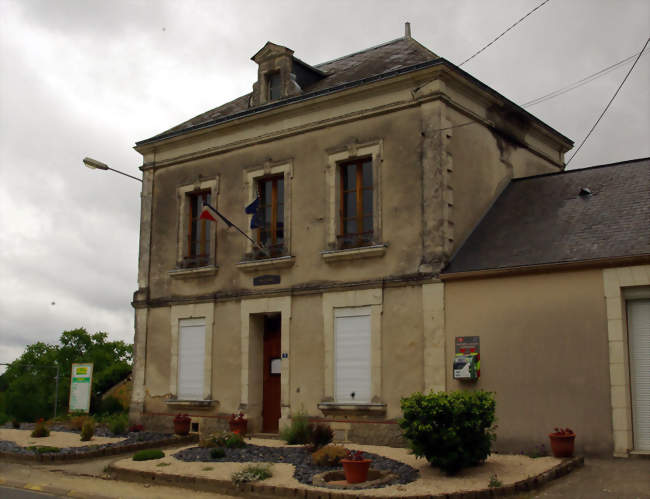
left=0, top=486, right=60, bottom=498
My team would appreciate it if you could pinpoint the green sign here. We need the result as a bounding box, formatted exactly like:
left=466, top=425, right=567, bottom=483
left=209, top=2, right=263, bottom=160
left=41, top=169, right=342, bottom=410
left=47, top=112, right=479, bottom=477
left=69, top=363, right=93, bottom=413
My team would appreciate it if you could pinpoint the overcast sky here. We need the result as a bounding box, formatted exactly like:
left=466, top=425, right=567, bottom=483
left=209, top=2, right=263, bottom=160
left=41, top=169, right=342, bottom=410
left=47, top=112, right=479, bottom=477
left=1, top=0, right=648, bottom=372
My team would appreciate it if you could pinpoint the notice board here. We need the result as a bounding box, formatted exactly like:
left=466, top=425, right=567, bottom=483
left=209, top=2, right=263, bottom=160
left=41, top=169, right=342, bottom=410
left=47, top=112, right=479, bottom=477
left=69, top=363, right=93, bottom=413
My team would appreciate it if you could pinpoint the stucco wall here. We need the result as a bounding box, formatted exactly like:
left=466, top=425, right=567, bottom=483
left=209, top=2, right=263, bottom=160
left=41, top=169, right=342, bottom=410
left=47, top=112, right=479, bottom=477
left=445, top=269, right=613, bottom=456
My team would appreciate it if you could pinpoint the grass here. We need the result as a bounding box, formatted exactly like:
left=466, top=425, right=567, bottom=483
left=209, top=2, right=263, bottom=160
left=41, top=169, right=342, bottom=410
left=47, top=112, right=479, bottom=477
left=156, top=462, right=171, bottom=467
left=26, top=446, right=60, bottom=454
left=202, top=466, right=214, bottom=471
left=488, top=473, right=503, bottom=488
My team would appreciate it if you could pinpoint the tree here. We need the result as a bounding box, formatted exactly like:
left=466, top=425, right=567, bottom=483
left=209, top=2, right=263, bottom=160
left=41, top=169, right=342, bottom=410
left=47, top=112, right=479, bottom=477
left=1, top=328, right=132, bottom=421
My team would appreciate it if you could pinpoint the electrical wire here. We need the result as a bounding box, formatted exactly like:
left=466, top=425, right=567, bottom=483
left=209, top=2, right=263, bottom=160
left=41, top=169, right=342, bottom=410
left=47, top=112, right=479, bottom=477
left=566, top=36, right=650, bottom=166
left=459, top=0, right=552, bottom=67
left=521, top=48, right=649, bottom=108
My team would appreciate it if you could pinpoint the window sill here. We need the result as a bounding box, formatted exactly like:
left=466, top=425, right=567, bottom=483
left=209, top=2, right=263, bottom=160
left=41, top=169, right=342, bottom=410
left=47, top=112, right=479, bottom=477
left=165, top=399, right=217, bottom=408
left=317, top=402, right=387, bottom=417
left=320, top=244, right=387, bottom=262
left=236, top=255, right=295, bottom=273
left=168, top=265, right=218, bottom=279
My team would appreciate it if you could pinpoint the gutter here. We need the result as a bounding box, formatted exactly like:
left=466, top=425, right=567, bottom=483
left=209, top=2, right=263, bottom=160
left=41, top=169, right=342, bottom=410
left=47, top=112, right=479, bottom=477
left=441, top=254, right=650, bottom=281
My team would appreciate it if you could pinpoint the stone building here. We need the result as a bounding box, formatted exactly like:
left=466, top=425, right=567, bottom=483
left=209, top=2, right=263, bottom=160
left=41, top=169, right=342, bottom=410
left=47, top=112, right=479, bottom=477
left=130, top=30, right=650, bottom=456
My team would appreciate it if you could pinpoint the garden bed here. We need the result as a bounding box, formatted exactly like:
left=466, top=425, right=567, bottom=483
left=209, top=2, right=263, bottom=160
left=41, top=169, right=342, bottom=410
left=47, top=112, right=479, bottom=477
left=0, top=427, right=197, bottom=462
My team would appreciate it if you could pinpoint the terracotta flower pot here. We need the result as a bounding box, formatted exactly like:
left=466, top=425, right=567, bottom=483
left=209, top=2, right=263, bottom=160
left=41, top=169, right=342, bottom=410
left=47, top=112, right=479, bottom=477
left=174, top=420, right=190, bottom=436
left=341, top=458, right=372, bottom=483
left=549, top=433, right=575, bottom=458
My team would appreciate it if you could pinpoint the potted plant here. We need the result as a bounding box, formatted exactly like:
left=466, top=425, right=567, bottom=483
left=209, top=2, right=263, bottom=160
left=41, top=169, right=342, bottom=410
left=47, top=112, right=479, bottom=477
left=229, top=412, right=248, bottom=435
left=341, top=449, right=372, bottom=483
left=548, top=427, right=575, bottom=458
left=173, top=413, right=191, bottom=436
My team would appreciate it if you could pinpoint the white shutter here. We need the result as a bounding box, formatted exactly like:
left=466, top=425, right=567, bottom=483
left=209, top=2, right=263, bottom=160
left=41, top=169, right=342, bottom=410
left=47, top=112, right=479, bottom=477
left=178, top=318, right=205, bottom=400
left=335, top=307, right=371, bottom=403
left=627, top=299, right=650, bottom=451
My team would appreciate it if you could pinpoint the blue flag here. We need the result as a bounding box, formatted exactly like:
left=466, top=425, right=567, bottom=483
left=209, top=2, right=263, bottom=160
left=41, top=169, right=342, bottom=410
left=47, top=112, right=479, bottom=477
left=245, top=197, right=263, bottom=229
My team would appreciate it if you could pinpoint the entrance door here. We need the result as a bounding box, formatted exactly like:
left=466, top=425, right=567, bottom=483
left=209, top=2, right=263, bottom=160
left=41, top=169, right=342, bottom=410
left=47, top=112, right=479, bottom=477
left=262, top=315, right=281, bottom=432
left=627, top=299, right=650, bottom=451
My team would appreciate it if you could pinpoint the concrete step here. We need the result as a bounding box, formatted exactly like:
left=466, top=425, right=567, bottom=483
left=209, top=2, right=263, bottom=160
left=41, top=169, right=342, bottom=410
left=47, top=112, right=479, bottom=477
left=250, top=432, right=282, bottom=440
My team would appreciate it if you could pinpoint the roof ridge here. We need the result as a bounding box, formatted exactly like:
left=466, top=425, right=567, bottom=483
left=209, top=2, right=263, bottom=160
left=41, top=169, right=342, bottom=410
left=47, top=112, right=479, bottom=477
left=314, top=36, right=408, bottom=68
left=512, top=157, right=650, bottom=182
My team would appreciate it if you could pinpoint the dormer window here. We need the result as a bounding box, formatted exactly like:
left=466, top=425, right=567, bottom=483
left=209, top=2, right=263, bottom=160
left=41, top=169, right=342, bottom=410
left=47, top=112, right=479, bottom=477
left=267, top=72, right=282, bottom=101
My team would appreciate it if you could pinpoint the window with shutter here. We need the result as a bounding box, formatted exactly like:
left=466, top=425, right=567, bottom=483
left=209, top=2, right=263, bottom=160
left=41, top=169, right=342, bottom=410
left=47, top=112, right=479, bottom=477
left=334, top=307, right=371, bottom=403
left=178, top=318, right=205, bottom=400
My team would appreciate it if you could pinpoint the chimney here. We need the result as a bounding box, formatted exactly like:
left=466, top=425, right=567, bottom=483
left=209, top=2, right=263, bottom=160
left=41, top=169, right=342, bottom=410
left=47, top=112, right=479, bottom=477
left=405, top=22, right=411, bottom=38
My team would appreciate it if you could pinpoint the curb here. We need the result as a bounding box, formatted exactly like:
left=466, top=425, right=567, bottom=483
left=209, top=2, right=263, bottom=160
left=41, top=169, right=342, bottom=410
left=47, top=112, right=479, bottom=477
left=108, top=456, right=584, bottom=498
left=0, top=477, right=114, bottom=499
left=0, top=434, right=198, bottom=463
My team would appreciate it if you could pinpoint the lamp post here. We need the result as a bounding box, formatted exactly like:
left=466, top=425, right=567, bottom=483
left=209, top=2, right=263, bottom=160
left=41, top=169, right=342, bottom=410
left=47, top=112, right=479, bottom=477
left=83, top=157, right=142, bottom=183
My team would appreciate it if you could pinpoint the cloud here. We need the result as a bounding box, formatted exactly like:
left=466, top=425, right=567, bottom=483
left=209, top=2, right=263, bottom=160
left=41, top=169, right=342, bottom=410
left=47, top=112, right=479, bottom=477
left=0, top=0, right=648, bottom=374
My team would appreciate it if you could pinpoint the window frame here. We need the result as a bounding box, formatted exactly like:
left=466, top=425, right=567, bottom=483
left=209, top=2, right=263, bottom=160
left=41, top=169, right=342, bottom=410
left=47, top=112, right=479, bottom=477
left=173, top=177, right=219, bottom=273
left=242, top=160, right=293, bottom=261
left=325, top=140, right=383, bottom=252
left=256, top=175, right=285, bottom=258
left=338, top=157, right=373, bottom=249
left=185, top=189, right=211, bottom=267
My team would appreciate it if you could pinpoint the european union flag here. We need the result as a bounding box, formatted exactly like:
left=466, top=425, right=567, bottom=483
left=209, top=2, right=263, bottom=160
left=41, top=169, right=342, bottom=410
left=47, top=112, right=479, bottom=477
left=245, top=197, right=263, bottom=229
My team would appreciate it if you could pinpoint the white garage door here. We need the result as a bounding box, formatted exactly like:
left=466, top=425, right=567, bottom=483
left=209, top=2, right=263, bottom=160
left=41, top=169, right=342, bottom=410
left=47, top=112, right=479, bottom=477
left=335, top=307, right=371, bottom=403
left=178, top=318, right=205, bottom=400
left=627, top=299, right=650, bottom=451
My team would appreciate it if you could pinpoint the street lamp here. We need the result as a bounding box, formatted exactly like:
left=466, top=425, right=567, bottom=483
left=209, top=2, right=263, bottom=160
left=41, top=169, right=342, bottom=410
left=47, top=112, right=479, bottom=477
left=83, top=156, right=142, bottom=182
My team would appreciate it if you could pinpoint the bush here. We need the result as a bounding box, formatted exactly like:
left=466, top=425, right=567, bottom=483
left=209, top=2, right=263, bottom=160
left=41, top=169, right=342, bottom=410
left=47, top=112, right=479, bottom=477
left=309, top=423, right=333, bottom=451
left=210, top=447, right=225, bottom=459
left=107, top=413, right=128, bottom=435
left=231, top=463, right=272, bottom=485
left=280, top=410, right=311, bottom=444
left=201, top=431, right=245, bottom=449
left=80, top=419, right=95, bottom=441
left=31, top=419, right=50, bottom=438
left=69, top=414, right=91, bottom=431
left=100, top=396, right=124, bottom=415
left=133, top=449, right=165, bottom=461
left=311, top=444, right=347, bottom=466
left=399, top=390, right=496, bottom=475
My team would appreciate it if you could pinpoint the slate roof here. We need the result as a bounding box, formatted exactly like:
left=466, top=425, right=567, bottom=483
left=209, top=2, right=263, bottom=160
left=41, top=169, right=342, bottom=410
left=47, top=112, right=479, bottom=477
left=138, top=37, right=437, bottom=144
left=443, top=158, right=650, bottom=275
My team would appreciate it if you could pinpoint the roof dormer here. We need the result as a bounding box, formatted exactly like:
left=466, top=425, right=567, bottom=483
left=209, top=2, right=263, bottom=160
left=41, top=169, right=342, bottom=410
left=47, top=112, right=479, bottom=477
left=251, top=42, right=325, bottom=106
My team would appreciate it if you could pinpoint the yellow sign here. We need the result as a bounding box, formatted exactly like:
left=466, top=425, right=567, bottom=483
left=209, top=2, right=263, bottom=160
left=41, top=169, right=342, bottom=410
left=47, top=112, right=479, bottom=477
left=76, top=367, right=88, bottom=375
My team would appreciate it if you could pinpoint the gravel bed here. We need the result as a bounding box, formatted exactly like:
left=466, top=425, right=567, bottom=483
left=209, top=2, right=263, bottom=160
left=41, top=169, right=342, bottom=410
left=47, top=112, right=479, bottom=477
left=173, top=445, right=419, bottom=488
left=0, top=429, right=175, bottom=456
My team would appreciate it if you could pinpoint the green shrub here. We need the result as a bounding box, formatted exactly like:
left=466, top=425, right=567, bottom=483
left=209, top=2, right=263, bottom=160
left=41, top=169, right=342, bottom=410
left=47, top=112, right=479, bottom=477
left=100, top=396, right=124, bottom=415
left=133, top=449, right=165, bottom=461
left=309, top=423, right=333, bottom=451
left=31, top=419, right=50, bottom=438
left=0, top=413, right=9, bottom=425
left=488, top=473, right=502, bottom=488
left=69, top=414, right=91, bottom=431
left=400, top=390, right=496, bottom=475
left=280, top=410, right=311, bottom=444
left=231, top=463, right=272, bottom=485
left=210, top=447, right=226, bottom=459
left=311, top=444, right=347, bottom=466
left=107, top=413, right=128, bottom=435
left=80, top=419, right=95, bottom=441
left=27, top=446, right=60, bottom=454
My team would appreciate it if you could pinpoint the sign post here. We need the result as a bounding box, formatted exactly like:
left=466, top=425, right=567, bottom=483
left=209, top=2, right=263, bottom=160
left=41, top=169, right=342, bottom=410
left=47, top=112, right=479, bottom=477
left=69, top=363, right=93, bottom=413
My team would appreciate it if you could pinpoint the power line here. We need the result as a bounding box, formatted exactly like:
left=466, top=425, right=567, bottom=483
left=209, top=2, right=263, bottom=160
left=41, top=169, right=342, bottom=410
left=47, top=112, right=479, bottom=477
left=521, top=48, right=649, bottom=107
left=459, top=0, right=552, bottom=67
left=566, top=36, right=650, bottom=166
left=431, top=47, right=649, bottom=134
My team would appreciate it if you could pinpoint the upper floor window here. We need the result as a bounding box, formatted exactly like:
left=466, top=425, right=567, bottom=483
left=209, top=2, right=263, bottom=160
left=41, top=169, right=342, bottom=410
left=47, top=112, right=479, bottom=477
left=185, top=190, right=211, bottom=267
left=339, top=157, right=373, bottom=248
left=256, top=176, right=284, bottom=258
left=267, top=72, right=282, bottom=101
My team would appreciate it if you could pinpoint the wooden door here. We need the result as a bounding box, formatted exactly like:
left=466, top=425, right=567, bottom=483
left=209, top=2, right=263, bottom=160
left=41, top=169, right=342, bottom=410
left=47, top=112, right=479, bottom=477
left=262, top=316, right=281, bottom=432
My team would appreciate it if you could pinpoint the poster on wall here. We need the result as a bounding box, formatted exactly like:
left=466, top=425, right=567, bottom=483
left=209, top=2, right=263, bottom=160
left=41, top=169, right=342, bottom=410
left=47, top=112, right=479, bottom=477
left=69, top=363, right=93, bottom=413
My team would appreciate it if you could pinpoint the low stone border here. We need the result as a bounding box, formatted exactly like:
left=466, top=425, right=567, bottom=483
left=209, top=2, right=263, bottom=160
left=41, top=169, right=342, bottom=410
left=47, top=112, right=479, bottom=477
left=0, top=434, right=198, bottom=463
left=312, top=469, right=397, bottom=489
left=108, top=456, right=584, bottom=498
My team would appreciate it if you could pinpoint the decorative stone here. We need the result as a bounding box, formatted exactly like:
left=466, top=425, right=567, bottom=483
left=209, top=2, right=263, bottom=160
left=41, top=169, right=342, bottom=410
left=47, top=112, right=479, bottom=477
left=311, top=469, right=397, bottom=489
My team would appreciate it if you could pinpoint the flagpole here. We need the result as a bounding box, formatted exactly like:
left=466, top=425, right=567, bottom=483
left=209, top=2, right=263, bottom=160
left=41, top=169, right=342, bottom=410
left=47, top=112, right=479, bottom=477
left=203, top=202, right=270, bottom=257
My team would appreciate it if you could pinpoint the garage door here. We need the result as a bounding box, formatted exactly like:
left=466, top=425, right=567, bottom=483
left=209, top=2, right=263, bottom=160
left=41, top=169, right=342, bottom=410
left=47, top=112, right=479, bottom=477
left=627, top=299, right=650, bottom=451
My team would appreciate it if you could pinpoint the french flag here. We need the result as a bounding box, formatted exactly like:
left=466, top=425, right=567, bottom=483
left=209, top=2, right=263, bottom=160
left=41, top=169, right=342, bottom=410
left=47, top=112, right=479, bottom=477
left=200, top=202, right=233, bottom=228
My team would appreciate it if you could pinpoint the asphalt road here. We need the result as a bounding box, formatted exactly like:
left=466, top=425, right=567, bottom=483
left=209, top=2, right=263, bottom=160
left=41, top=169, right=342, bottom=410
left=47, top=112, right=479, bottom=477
left=0, top=486, right=60, bottom=498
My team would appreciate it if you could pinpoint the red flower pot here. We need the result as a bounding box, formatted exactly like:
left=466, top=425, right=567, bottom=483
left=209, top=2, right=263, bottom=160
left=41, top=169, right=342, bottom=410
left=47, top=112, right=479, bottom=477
left=174, top=420, right=190, bottom=436
left=549, top=433, right=575, bottom=458
left=341, top=458, right=372, bottom=483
